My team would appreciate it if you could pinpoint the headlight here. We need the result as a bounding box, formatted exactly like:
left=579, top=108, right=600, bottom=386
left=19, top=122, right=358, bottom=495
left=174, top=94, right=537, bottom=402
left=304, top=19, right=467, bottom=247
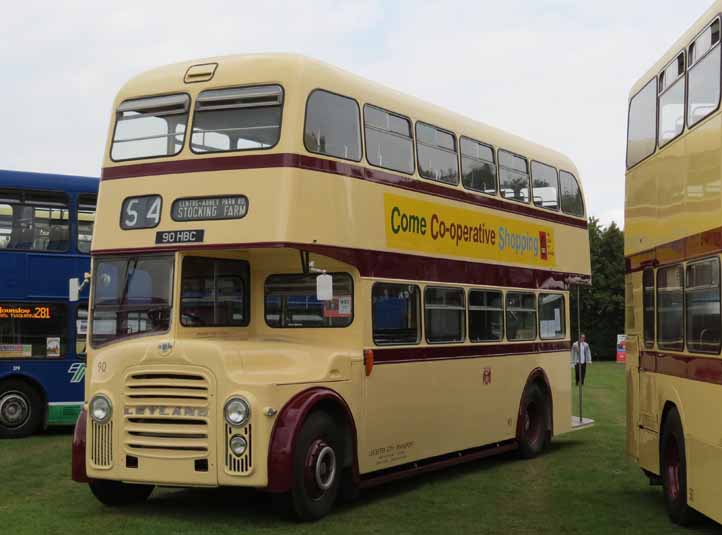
left=224, top=397, right=250, bottom=426
left=229, top=435, right=248, bottom=456
left=89, top=394, right=112, bottom=424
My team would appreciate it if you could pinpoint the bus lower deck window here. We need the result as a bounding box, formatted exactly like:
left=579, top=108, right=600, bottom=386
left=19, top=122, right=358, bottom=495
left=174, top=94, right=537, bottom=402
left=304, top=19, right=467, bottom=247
left=468, top=290, right=503, bottom=342
left=372, top=283, right=420, bottom=345
left=538, top=293, right=565, bottom=339
left=424, top=287, right=465, bottom=343
left=181, top=257, right=250, bottom=327
left=265, top=273, right=353, bottom=328
left=0, top=302, right=68, bottom=358
left=506, top=292, right=537, bottom=341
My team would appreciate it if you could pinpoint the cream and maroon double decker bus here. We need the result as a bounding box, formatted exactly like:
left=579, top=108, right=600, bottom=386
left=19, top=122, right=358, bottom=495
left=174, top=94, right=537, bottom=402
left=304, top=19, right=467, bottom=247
left=625, top=2, right=722, bottom=527
left=72, top=54, right=590, bottom=520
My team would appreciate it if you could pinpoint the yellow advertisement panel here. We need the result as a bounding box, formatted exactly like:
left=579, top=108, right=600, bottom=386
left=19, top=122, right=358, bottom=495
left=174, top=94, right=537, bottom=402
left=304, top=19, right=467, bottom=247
left=384, top=193, right=556, bottom=267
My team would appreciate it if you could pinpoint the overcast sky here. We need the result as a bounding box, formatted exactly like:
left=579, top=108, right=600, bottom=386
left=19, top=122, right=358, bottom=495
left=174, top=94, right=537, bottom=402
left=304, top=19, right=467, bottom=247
left=0, top=0, right=715, bottom=227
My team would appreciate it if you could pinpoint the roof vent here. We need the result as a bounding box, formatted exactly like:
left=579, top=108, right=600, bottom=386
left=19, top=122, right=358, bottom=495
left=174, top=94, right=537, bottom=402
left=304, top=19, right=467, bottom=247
left=184, top=63, right=218, bottom=84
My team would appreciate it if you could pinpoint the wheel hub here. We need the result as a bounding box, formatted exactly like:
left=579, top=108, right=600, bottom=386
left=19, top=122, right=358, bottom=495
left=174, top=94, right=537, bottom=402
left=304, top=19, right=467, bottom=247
left=0, top=392, right=31, bottom=428
left=304, top=439, right=337, bottom=499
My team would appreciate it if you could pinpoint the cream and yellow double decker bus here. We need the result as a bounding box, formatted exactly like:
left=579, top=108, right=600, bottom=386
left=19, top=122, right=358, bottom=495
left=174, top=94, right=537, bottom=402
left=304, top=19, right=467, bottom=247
left=71, top=54, right=590, bottom=520
left=625, top=2, right=722, bottom=526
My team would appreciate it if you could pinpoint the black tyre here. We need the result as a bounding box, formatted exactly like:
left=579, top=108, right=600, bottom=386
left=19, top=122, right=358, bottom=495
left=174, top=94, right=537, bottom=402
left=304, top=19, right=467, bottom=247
left=289, top=411, right=343, bottom=521
left=660, top=408, right=695, bottom=526
left=517, top=382, right=550, bottom=459
left=0, top=379, right=44, bottom=438
left=89, top=479, right=154, bottom=506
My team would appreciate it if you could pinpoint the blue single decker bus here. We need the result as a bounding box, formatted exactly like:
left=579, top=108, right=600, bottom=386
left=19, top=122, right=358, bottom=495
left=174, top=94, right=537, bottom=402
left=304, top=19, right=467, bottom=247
left=0, top=170, right=98, bottom=437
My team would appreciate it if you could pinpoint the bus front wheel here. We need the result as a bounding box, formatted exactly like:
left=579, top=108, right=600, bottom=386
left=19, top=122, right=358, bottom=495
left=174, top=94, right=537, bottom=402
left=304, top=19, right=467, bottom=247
left=0, top=379, right=43, bottom=438
left=288, top=411, right=343, bottom=521
left=89, top=479, right=154, bottom=506
left=660, top=408, right=696, bottom=526
left=517, top=382, right=550, bottom=459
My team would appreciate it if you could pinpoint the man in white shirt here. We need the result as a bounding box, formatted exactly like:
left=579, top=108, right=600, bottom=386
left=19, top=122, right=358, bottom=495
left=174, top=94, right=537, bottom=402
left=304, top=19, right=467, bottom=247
left=571, top=333, right=592, bottom=386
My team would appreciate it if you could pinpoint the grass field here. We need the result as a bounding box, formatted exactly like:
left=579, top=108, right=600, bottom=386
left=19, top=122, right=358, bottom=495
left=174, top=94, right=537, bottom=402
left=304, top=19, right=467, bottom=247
left=1, top=362, right=720, bottom=534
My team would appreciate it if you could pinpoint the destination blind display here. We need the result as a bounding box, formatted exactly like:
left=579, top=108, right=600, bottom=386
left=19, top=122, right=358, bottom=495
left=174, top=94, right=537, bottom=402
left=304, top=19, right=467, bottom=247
left=0, top=305, right=52, bottom=320
left=172, top=195, right=248, bottom=222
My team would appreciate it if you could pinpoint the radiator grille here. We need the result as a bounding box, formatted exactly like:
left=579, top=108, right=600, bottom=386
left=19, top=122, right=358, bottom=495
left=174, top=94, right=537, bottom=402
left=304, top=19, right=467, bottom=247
left=90, top=421, right=113, bottom=468
left=225, top=423, right=253, bottom=474
left=123, top=371, right=211, bottom=458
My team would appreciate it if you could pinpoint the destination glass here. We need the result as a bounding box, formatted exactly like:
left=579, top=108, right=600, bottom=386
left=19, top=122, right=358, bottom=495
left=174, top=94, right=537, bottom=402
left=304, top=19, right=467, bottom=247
left=171, top=195, right=248, bottom=222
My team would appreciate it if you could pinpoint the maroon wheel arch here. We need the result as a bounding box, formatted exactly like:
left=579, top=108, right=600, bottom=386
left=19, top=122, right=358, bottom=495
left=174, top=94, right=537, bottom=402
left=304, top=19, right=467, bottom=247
left=72, top=407, right=89, bottom=483
left=267, top=388, right=359, bottom=493
left=516, top=368, right=553, bottom=440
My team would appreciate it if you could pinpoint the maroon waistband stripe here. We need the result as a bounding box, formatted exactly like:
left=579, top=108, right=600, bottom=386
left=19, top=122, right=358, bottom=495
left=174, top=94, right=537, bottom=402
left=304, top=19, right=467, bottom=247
left=639, top=350, right=722, bottom=385
left=626, top=226, right=722, bottom=273
left=101, top=153, right=588, bottom=230
left=91, top=241, right=590, bottom=290
left=372, top=341, right=571, bottom=364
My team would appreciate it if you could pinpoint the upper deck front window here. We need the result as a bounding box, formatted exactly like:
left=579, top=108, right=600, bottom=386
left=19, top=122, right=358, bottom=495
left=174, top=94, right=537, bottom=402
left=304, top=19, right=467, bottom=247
left=111, top=94, right=190, bottom=161
left=191, top=85, right=283, bottom=153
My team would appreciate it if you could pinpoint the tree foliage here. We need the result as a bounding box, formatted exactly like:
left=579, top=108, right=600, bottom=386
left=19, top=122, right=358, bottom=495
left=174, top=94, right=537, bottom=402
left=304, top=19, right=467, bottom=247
left=570, top=217, right=625, bottom=360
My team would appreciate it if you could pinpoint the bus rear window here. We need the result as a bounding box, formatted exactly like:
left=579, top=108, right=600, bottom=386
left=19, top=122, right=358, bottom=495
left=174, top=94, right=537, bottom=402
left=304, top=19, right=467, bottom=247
left=265, top=273, right=353, bottom=328
left=111, top=94, right=190, bottom=161
left=191, top=85, right=283, bottom=153
left=0, top=302, right=68, bottom=359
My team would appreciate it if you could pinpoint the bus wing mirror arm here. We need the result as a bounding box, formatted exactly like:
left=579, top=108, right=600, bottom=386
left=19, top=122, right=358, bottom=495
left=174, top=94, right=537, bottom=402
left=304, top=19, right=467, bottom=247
left=69, top=272, right=91, bottom=302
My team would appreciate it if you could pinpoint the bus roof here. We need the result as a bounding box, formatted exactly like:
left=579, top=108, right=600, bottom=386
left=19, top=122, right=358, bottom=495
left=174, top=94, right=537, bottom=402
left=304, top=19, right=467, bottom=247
left=0, top=169, right=98, bottom=194
left=630, top=1, right=722, bottom=97
left=114, top=53, right=580, bottom=178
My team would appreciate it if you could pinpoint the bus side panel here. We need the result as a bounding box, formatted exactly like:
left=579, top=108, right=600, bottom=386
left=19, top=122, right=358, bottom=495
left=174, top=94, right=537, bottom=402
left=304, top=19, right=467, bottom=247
left=625, top=334, right=640, bottom=462
left=0, top=360, right=84, bottom=425
left=361, top=352, right=568, bottom=474
left=545, top=352, right=571, bottom=436
left=672, top=378, right=722, bottom=522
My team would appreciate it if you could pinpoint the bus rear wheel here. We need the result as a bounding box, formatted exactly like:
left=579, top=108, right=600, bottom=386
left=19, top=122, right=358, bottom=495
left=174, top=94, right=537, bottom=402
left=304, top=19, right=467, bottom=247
left=517, top=382, right=550, bottom=459
left=661, top=408, right=695, bottom=526
left=0, top=379, right=43, bottom=438
left=89, top=479, right=154, bottom=506
left=289, top=411, right=342, bottom=521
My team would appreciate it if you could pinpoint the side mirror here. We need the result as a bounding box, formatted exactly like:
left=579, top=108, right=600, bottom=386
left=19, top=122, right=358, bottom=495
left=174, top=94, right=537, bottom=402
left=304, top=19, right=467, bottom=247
left=69, top=278, right=80, bottom=302
left=316, top=273, right=333, bottom=301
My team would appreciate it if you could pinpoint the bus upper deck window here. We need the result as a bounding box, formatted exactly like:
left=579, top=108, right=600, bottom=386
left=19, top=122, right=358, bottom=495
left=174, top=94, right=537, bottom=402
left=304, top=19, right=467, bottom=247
left=0, top=189, right=69, bottom=252
left=530, top=161, right=559, bottom=211
left=111, top=93, right=190, bottom=161
left=658, top=52, right=686, bottom=146
left=559, top=171, right=585, bottom=217
left=305, top=90, right=362, bottom=162
left=416, top=122, right=459, bottom=186
left=460, top=137, right=497, bottom=196
left=688, top=18, right=721, bottom=128
left=498, top=150, right=530, bottom=204
left=77, top=194, right=96, bottom=254
left=191, top=85, right=283, bottom=154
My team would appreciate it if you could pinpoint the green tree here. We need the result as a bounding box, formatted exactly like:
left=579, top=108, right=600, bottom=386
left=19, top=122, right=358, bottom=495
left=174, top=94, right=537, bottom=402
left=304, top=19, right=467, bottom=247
left=571, top=218, right=625, bottom=360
